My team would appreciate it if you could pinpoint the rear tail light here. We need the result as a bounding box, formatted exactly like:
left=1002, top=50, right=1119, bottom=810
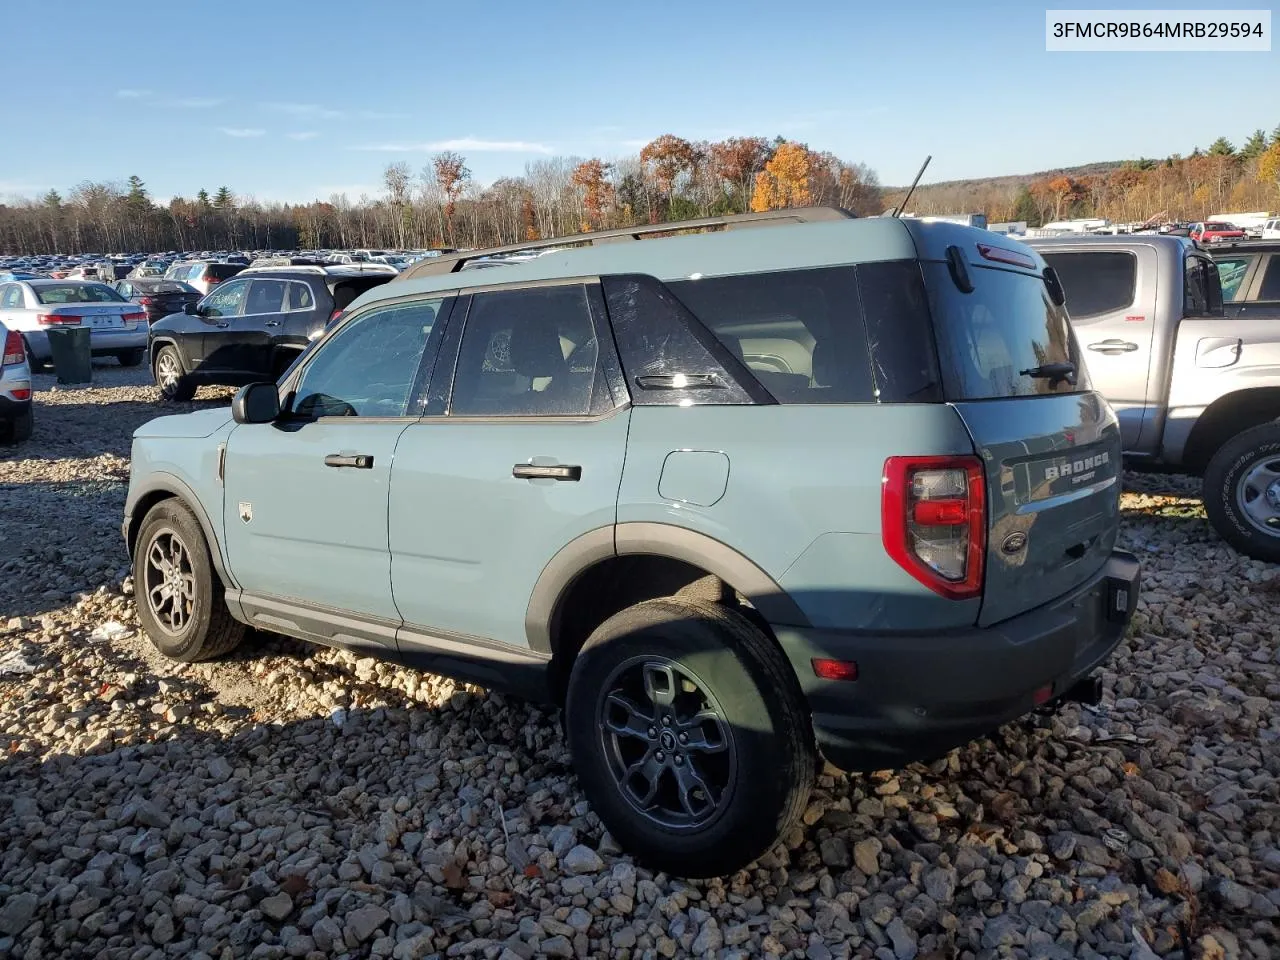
left=37, top=314, right=81, bottom=326
left=138, top=296, right=154, bottom=305
left=205, top=275, right=220, bottom=284
left=329, top=309, right=344, bottom=325
left=124, top=311, right=147, bottom=323
left=10, top=388, right=31, bottom=400
left=882, top=455, right=986, bottom=600
left=2, top=330, right=23, bottom=366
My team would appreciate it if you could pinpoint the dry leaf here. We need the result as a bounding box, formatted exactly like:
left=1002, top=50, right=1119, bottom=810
left=1153, top=868, right=1181, bottom=895
left=441, top=862, right=465, bottom=890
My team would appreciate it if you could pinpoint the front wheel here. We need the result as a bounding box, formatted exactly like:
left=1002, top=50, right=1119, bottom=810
left=133, top=500, right=244, bottom=662
left=1203, top=421, right=1280, bottom=562
left=154, top=345, right=195, bottom=401
left=565, top=598, right=815, bottom=878
left=116, top=348, right=145, bottom=368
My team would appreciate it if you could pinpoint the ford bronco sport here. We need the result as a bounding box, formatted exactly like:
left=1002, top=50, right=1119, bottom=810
left=124, top=208, right=1140, bottom=877
left=1028, top=234, right=1280, bottom=561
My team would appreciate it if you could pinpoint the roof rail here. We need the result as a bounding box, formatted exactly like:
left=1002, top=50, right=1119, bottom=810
left=395, top=206, right=855, bottom=280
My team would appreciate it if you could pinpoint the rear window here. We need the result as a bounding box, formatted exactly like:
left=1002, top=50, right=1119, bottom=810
left=141, top=281, right=195, bottom=294
left=205, top=264, right=244, bottom=280
left=667, top=266, right=874, bottom=403
left=330, top=276, right=393, bottom=311
left=1040, top=251, right=1136, bottom=319
left=35, top=283, right=125, bottom=304
left=1258, top=257, right=1280, bottom=301
left=926, top=264, right=1088, bottom=400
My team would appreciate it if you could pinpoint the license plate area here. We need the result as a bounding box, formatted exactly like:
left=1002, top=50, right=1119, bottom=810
left=88, top=316, right=122, bottom=328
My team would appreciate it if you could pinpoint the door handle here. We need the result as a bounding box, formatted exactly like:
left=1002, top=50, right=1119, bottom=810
left=264, top=320, right=280, bottom=327
left=214, top=321, right=229, bottom=328
left=513, top=463, right=581, bottom=481
left=324, top=454, right=374, bottom=469
left=1087, top=339, right=1139, bottom=354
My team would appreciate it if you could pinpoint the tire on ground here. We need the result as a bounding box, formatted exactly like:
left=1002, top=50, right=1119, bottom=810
left=154, top=344, right=195, bottom=401
left=132, top=499, right=244, bottom=662
left=3, top=406, right=34, bottom=444
left=117, top=348, right=145, bottom=368
left=1203, top=421, right=1280, bottom=563
left=565, top=596, right=815, bottom=878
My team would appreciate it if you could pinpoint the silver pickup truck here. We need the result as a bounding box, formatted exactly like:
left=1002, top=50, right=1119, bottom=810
left=1027, top=235, right=1280, bottom=562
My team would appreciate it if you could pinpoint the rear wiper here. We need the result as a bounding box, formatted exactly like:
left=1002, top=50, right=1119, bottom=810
left=1019, top=361, right=1076, bottom=384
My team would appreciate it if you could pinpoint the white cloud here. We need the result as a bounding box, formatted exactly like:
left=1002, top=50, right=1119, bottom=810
left=166, top=97, right=223, bottom=109
left=116, top=88, right=151, bottom=99
left=287, top=131, right=319, bottom=141
left=219, top=127, right=266, bottom=138
left=261, top=101, right=345, bottom=120
left=353, top=138, right=553, bottom=155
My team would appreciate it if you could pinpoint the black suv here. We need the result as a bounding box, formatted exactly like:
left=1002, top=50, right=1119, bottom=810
left=147, top=265, right=396, bottom=401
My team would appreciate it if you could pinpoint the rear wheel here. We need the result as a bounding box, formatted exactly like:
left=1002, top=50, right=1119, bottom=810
left=1, top=406, right=33, bottom=445
left=154, top=345, right=195, bottom=401
left=1203, top=421, right=1280, bottom=562
left=133, top=499, right=244, bottom=662
left=116, top=348, right=145, bottom=368
left=565, top=597, right=814, bottom=878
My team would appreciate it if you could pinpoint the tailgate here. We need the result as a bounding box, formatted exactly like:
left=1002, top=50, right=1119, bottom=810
left=953, top=392, right=1121, bottom=626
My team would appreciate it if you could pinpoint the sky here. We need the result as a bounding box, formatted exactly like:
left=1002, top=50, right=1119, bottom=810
left=1, top=0, right=1276, bottom=206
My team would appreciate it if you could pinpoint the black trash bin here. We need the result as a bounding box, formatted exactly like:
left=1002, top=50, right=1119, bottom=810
left=47, top=327, right=92, bottom=385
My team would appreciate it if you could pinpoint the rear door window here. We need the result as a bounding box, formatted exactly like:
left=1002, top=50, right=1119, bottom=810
left=925, top=263, right=1089, bottom=400
left=1255, top=256, right=1280, bottom=302
left=1039, top=251, right=1136, bottom=319
left=286, top=282, right=315, bottom=312
left=244, top=279, right=287, bottom=315
left=667, top=266, right=875, bottom=403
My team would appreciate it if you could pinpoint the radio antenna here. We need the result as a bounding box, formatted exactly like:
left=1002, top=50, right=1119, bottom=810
left=892, top=155, right=932, bottom=217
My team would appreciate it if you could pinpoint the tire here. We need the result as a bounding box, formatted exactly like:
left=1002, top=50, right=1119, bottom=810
left=1203, top=421, right=1280, bottom=562
left=116, top=348, right=145, bottom=368
left=3, top=406, right=33, bottom=444
left=565, top=597, right=815, bottom=878
left=154, top=345, right=195, bottom=401
left=133, top=499, right=244, bottom=662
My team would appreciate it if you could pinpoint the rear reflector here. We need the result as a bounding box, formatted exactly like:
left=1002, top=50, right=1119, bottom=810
left=812, top=658, right=859, bottom=682
left=3, top=330, right=24, bottom=366
left=37, top=314, right=80, bottom=326
left=882, top=455, right=986, bottom=600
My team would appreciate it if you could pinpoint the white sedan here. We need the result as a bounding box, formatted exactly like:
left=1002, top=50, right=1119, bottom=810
left=0, top=279, right=149, bottom=370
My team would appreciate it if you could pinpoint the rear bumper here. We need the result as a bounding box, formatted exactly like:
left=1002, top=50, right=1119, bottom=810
left=24, top=326, right=147, bottom=360
left=773, top=549, right=1141, bottom=772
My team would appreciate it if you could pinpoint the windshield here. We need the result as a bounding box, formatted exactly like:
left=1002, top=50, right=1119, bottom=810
left=35, top=283, right=126, bottom=304
left=925, top=263, right=1089, bottom=400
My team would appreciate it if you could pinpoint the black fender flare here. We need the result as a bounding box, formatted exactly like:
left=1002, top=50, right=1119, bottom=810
left=524, top=522, right=810, bottom=655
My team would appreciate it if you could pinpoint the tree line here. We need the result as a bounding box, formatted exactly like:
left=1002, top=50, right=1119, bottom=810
left=0, top=135, right=882, bottom=255
left=895, top=126, right=1280, bottom=226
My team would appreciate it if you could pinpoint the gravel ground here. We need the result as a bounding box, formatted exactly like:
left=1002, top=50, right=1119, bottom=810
left=1, top=365, right=1277, bottom=960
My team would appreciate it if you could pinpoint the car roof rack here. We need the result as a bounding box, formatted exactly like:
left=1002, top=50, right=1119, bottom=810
left=396, top=206, right=855, bottom=280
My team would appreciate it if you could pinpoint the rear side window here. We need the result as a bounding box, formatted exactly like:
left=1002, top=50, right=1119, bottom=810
left=667, top=267, right=874, bottom=403
left=1257, top=257, right=1280, bottom=301
left=286, top=282, right=314, bottom=311
left=1040, top=251, right=1136, bottom=319
left=925, top=264, right=1089, bottom=400
left=1215, top=255, right=1255, bottom=302
left=855, top=260, right=944, bottom=403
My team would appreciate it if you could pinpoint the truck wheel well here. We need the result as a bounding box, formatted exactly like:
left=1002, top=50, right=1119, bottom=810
left=546, top=555, right=774, bottom=704
left=1182, top=388, right=1280, bottom=474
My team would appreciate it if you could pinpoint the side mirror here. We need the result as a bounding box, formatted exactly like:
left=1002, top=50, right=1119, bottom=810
left=231, top=383, right=280, bottom=424
left=183, top=301, right=198, bottom=315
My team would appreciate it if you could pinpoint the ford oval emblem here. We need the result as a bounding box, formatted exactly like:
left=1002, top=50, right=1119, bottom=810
left=1001, top=532, right=1027, bottom=555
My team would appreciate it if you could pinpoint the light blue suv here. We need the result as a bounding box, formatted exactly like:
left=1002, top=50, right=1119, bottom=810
left=123, top=208, right=1141, bottom=877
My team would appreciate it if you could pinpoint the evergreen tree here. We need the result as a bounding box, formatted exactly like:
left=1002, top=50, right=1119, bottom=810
left=1240, top=129, right=1268, bottom=161
left=1012, top=187, right=1040, bottom=226
left=1207, top=137, right=1235, bottom=157
left=196, top=189, right=211, bottom=208
left=213, top=186, right=234, bottom=210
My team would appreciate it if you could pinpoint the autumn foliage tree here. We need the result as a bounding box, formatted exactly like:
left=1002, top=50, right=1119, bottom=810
left=640, top=134, right=697, bottom=218
left=750, top=142, right=813, bottom=211
left=570, top=159, right=615, bottom=229
left=709, top=137, right=771, bottom=211
left=432, top=151, right=470, bottom=244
